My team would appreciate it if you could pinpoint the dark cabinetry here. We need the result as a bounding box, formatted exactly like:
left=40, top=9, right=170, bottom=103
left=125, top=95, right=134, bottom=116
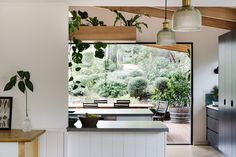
left=219, top=30, right=236, bottom=157
left=206, top=107, right=219, bottom=149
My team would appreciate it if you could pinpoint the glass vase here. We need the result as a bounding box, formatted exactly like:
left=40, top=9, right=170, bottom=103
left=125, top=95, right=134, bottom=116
left=22, top=116, right=32, bottom=132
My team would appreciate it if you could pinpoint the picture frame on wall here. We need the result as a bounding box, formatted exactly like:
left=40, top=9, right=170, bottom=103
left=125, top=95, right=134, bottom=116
left=0, top=97, right=13, bottom=130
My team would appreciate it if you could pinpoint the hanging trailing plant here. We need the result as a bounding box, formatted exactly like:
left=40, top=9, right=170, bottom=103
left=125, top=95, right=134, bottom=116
left=68, top=10, right=107, bottom=94
left=111, top=10, right=149, bottom=33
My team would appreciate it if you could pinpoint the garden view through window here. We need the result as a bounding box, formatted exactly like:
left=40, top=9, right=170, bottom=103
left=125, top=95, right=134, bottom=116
left=68, top=43, right=192, bottom=144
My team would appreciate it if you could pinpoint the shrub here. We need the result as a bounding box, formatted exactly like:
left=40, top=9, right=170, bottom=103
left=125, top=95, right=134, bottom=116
left=151, top=72, right=190, bottom=107
left=97, top=80, right=127, bottom=98
left=68, top=83, right=86, bottom=96
left=128, top=77, right=148, bottom=98
left=155, top=77, right=169, bottom=92
left=80, top=74, right=103, bottom=88
left=105, top=60, right=117, bottom=72
left=118, top=94, right=140, bottom=104
left=128, top=70, right=144, bottom=77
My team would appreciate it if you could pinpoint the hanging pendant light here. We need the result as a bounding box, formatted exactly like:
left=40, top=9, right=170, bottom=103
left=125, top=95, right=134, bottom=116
left=172, top=0, right=202, bottom=32
left=156, top=0, right=176, bottom=45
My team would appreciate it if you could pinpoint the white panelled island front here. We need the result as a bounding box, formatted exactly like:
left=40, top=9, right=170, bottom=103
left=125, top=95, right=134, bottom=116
left=67, top=121, right=168, bottom=157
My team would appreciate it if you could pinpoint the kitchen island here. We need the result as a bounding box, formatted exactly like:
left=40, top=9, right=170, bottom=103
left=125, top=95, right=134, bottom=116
left=67, top=121, right=168, bottom=157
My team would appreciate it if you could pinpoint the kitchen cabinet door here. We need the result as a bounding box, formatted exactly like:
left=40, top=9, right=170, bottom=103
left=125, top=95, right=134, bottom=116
left=219, top=31, right=227, bottom=154
left=231, top=30, right=236, bottom=157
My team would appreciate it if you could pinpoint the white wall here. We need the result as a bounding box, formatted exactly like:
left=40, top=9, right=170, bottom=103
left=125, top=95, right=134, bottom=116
left=0, top=2, right=68, bottom=157
left=72, top=6, right=229, bottom=144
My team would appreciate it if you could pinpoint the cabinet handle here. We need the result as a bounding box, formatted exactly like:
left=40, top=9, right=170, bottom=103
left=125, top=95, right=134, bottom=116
left=224, top=99, right=226, bottom=105
left=231, top=100, right=234, bottom=107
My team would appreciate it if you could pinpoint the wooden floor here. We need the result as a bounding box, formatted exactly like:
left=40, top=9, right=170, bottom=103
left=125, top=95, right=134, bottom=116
left=164, top=121, right=191, bottom=144
left=166, top=146, right=223, bottom=157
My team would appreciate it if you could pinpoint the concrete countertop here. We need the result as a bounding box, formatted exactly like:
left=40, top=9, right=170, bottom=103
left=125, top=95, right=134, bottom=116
left=70, top=108, right=154, bottom=116
left=67, top=121, right=169, bottom=132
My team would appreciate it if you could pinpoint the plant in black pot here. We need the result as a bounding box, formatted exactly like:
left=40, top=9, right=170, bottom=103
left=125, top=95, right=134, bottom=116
left=79, top=113, right=99, bottom=128
left=210, top=85, right=219, bottom=106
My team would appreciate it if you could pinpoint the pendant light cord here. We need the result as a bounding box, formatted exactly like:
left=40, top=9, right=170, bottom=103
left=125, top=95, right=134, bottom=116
left=165, top=0, right=167, bottom=20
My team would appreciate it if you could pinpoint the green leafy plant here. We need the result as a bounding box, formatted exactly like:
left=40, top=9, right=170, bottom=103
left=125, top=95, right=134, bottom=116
left=128, top=70, right=144, bottom=77
left=86, top=17, right=106, bottom=26
left=155, top=77, right=169, bottom=92
left=211, top=85, right=218, bottom=101
left=85, top=113, right=98, bottom=118
left=4, top=70, right=34, bottom=117
left=97, top=80, right=127, bottom=98
left=71, top=10, right=106, bottom=27
left=112, top=10, right=149, bottom=32
left=69, top=10, right=82, bottom=33
left=128, top=77, right=148, bottom=98
left=151, top=73, right=190, bottom=107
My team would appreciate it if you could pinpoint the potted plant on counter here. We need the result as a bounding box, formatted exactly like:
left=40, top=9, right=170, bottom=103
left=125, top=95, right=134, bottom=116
left=4, top=70, right=34, bottom=131
left=79, top=113, right=99, bottom=128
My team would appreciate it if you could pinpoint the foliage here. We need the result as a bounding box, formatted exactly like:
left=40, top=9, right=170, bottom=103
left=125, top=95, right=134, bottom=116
left=85, top=113, right=98, bottom=118
left=4, top=70, right=33, bottom=93
left=155, top=77, right=169, bottom=92
left=86, top=17, right=106, bottom=26
left=152, top=73, right=191, bottom=107
left=97, top=80, right=127, bottom=98
left=105, top=60, right=117, bottom=72
left=111, top=10, right=149, bottom=32
left=68, top=10, right=107, bottom=93
left=128, top=77, right=148, bottom=98
left=76, top=10, right=105, bottom=26
left=69, top=10, right=81, bottom=33
left=118, top=94, right=140, bottom=104
left=4, top=70, right=34, bottom=117
left=80, top=74, right=103, bottom=89
left=68, top=82, right=86, bottom=96
left=211, top=85, right=218, bottom=100
left=69, top=39, right=107, bottom=93
left=128, top=70, right=144, bottom=77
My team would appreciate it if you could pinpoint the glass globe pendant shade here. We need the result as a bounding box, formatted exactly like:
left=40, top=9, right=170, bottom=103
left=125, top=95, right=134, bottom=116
left=157, top=21, right=176, bottom=45
left=172, top=0, right=202, bottom=32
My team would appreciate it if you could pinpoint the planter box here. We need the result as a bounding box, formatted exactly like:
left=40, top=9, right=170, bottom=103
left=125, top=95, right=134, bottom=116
left=169, top=107, right=190, bottom=124
left=70, top=26, right=136, bottom=42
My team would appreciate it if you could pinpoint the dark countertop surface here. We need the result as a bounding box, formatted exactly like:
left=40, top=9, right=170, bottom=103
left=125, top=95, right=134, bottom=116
left=69, top=108, right=154, bottom=116
left=67, top=121, right=169, bottom=132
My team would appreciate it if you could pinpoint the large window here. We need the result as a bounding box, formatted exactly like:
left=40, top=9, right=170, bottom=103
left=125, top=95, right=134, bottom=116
left=68, top=43, right=192, bottom=144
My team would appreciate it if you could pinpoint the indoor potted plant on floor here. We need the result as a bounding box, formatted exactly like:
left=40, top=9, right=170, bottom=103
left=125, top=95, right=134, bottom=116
left=4, top=70, right=34, bottom=132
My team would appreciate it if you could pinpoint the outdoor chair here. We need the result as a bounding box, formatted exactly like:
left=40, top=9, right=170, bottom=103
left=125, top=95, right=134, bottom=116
left=114, top=103, right=129, bottom=108
left=153, top=101, right=169, bottom=121
left=116, top=100, right=131, bottom=104
left=83, top=103, right=98, bottom=108
left=94, top=100, right=108, bottom=104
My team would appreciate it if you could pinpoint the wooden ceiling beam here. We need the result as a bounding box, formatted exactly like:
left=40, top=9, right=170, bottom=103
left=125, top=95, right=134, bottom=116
left=100, top=7, right=236, bottom=30
left=143, top=44, right=191, bottom=53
